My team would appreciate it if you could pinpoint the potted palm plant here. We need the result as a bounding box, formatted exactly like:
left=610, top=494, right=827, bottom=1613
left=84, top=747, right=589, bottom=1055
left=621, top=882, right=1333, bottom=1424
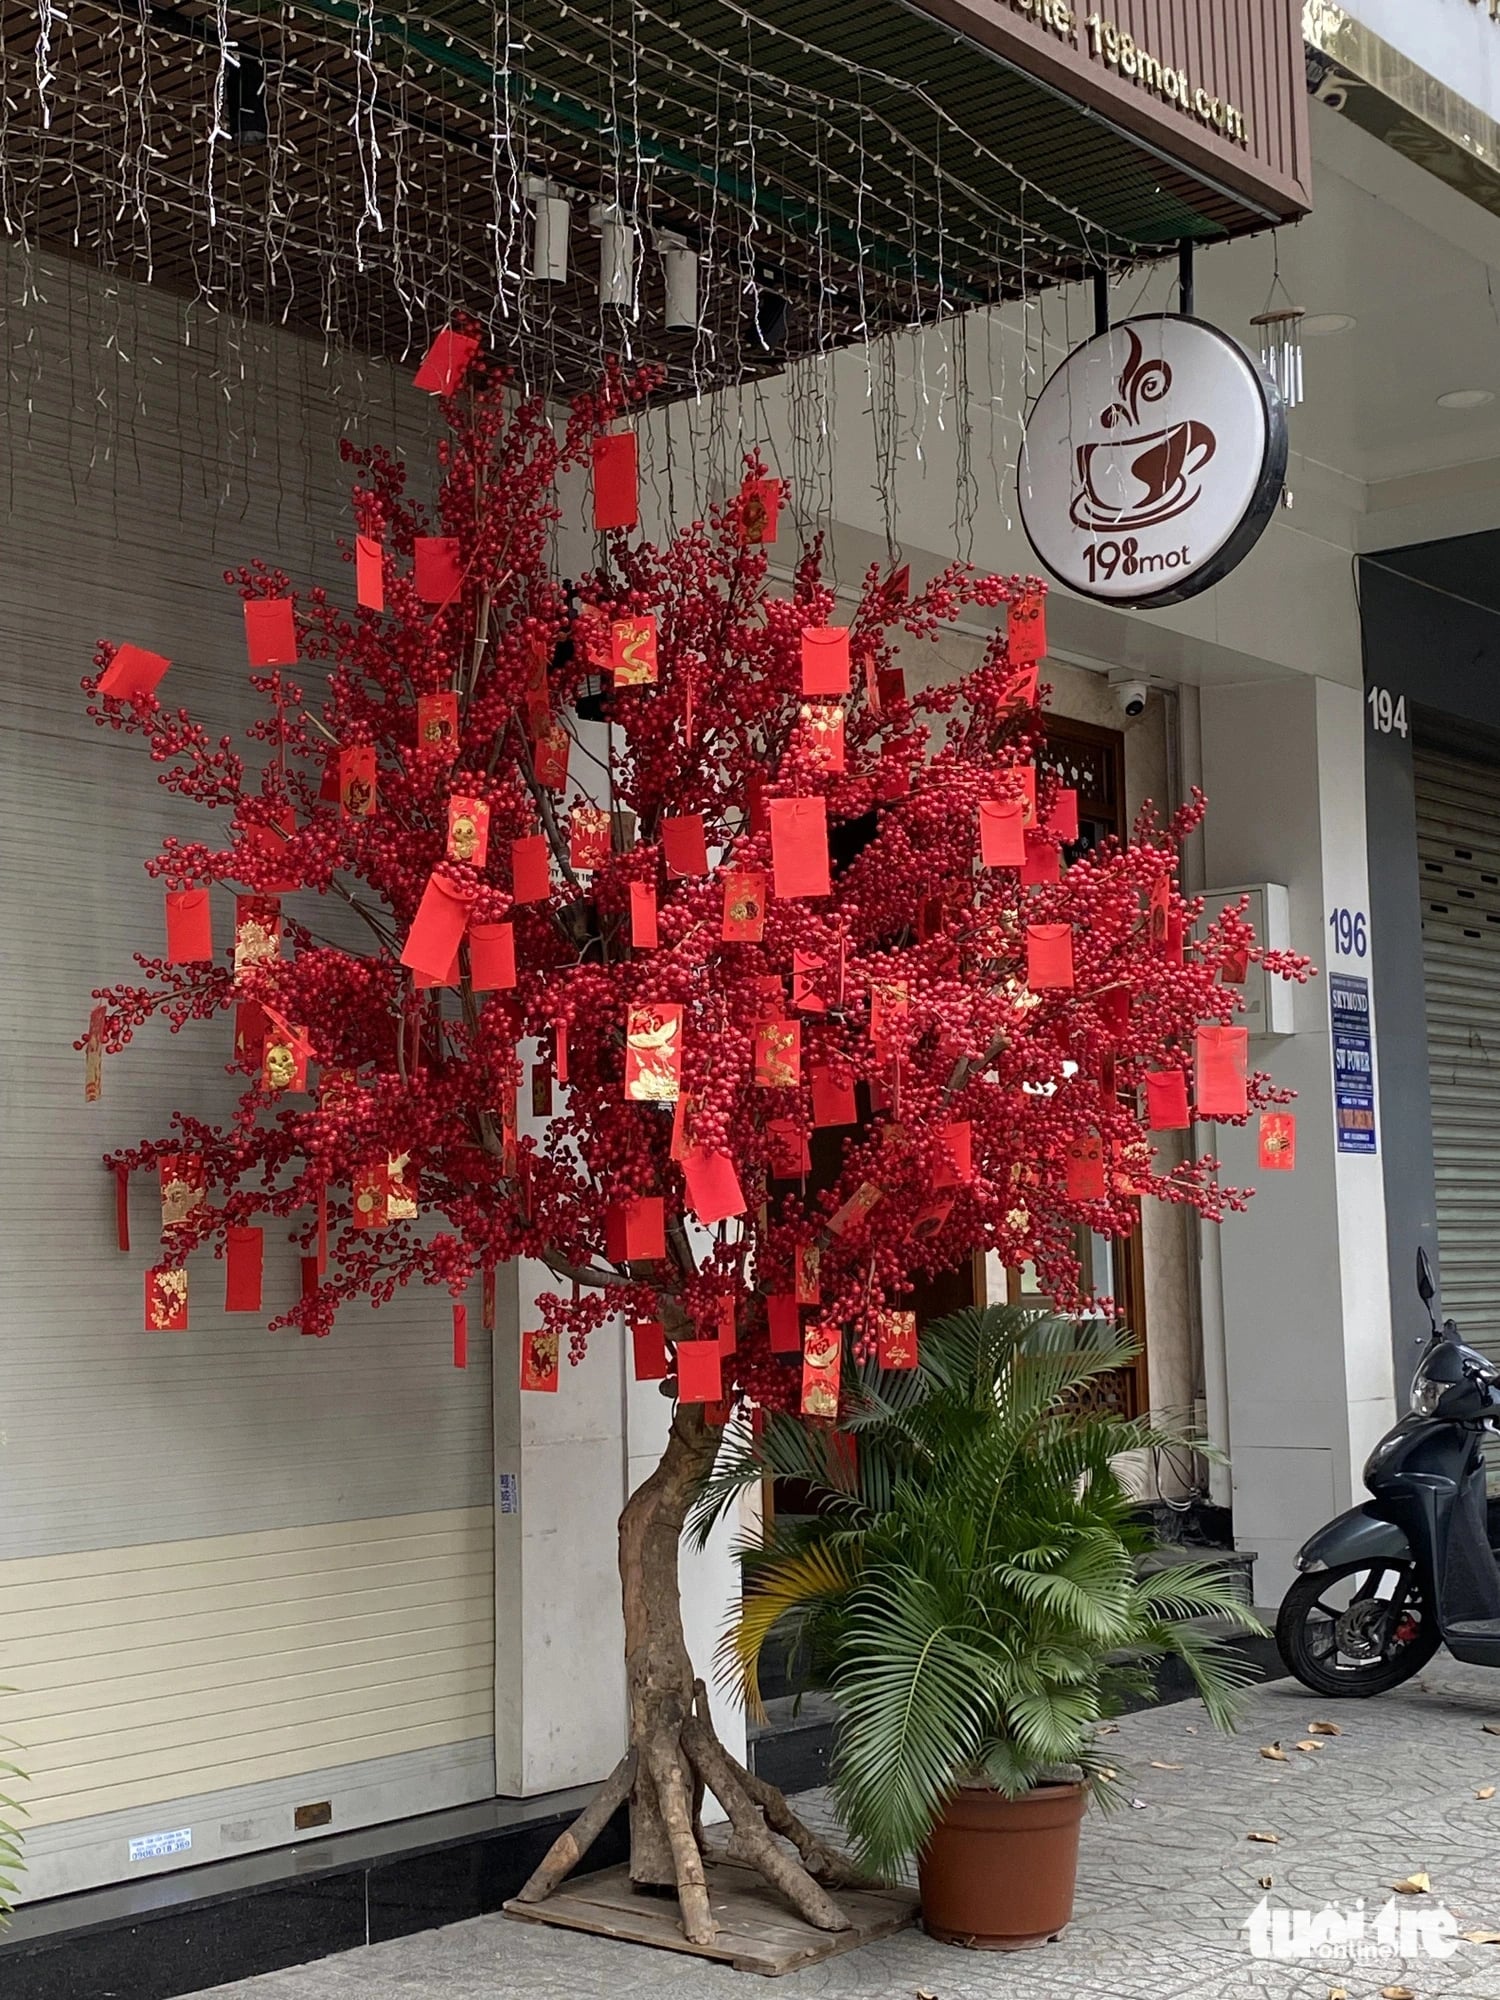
left=694, top=1306, right=1260, bottom=1949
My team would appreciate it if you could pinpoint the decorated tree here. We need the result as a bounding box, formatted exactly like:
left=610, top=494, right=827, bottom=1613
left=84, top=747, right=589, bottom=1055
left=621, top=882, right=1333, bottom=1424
left=82, top=328, right=1305, bottom=1941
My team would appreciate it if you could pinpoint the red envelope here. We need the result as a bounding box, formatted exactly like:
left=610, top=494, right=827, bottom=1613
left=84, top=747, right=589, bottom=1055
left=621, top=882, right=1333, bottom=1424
left=721, top=871, right=766, bottom=942
left=511, top=834, right=551, bottom=904
left=682, top=1145, right=746, bottom=1224
left=621, top=879, right=656, bottom=949
left=352, top=1160, right=391, bottom=1229
left=401, top=872, right=470, bottom=980
left=413, top=326, right=480, bottom=393
left=355, top=533, right=384, bottom=611
left=676, top=1339, right=722, bottom=1405
left=876, top=1309, right=918, bottom=1371
left=801, top=1322, right=841, bottom=1420
left=115, top=1163, right=131, bottom=1252
left=1027, top=922, right=1075, bottom=990
left=555, top=1019, right=570, bottom=1084
left=416, top=692, right=460, bottom=756
left=717, top=1299, right=737, bottom=1357
left=414, top=537, right=462, bottom=605
left=767, top=1295, right=801, bottom=1353
left=234, top=998, right=268, bottom=1066
left=770, top=796, right=830, bottom=899
left=159, top=1152, right=205, bottom=1228
left=810, top=1066, right=858, bottom=1127
left=754, top=1017, right=801, bottom=1087
left=869, top=979, right=909, bottom=1049
left=632, top=1319, right=669, bottom=1381
left=1014, top=765, right=1038, bottom=827
left=339, top=746, right=377, bottom=818
left=876, top=665, right=907, bottom=709
left=239, top=807, right=300, bottom=893
left=1163, top=913, right=1185, bottom=966
left=606, top=1195, right=666, bottom=1262
left=829, top=1181, right=883, bottom=1237
left=1065, top=1133, right=1106, bottom=1200
left=145, top=1266, right=189, bottom=1332
left=661, top=814, right=708, bottom=878
left=225, top=1225, right=264, bottom=1312
left=533, top=715, right=570, bottom=791
left=1221, top=948, right=1250, bottom=986
left=1195, top=1024, right=1249, bottom=1117
left=795, top=1243, right=821, bottom=1304
left=300, top=1255, right=320, bottom=1305
left=1004, top=662, right=1040, bottom=712
left=611, top=614, right=658, bottom=685
left=98, top=642, right=170, bottom=704
left=1008, top=588, right=1047, bottom=664
left=414, top=952, right=459, bottom=991
left=979, top=799, right=1027, bottom=867
left=165, top=888, right=214, bottom=964
left=468, top=922, right=516, bottom=992
left=767, top=1119, right=811, bottom=1179
left=1148, top=875, right=1173, bottom=947
left=934, top=1120, right=973, bottom=1188
left=1046, top=789, right=1080, bottom=843
left=593, top=432, right=638, bottom=531
left=1146, top=1070, right=1191, bottom=1131
left=570, top=805, right=612, bottom=873
left=244, top=597, right=297, bottom=667
left=1098, top=987, right=1130, bottom=1035
left=625, top=1002, right=683, bottom=1102
left=798, top=702, right=846, bottom=773
left=792, top=950, right=828, bottom=1013
left=521, top=1329, right=560, bottom=1392
left=453, top=1302, right=468, bottom=1369
left=1021, top=832, right=1061, bottom=886
left=447, top=796, right=490, bottom=868
left=263, top=1017, right=310, bottom=1092
left=801, top=627, right=851, bottom=696
left=740, top=476, right=781, bottom=546
left=1259, top=1112, right=1296, bottom=1171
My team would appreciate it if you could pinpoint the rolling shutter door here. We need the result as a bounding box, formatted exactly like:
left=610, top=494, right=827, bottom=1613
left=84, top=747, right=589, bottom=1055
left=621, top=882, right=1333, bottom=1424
left=1417, top=746, right=1500, bottom=1364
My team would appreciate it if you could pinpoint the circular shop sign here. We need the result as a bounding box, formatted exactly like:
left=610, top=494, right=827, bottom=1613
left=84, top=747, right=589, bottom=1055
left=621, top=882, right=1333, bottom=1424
left=1017, top=314, right=1287, bottom=610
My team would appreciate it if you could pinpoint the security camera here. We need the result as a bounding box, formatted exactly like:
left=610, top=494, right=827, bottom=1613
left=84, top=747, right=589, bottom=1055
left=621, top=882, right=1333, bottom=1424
left=1111, top=677, right=1149, bottom=719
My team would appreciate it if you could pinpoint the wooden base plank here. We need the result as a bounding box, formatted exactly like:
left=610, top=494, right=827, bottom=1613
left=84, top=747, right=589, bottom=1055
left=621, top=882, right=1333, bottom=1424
left=503, top=1856, right=917, bottom=1975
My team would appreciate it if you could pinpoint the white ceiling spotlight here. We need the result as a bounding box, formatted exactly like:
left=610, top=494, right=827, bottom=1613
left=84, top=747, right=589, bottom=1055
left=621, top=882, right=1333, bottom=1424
left=657, top=232, right=700, bottom=333
left=590, top=203, right=636, bottom=312
left=524, top=178, right=571, bottom=284
left=1436, top=388, right=1496, bottom=410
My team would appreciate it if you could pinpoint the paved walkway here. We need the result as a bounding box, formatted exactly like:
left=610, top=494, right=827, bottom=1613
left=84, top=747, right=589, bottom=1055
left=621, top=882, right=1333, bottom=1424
left=206, top=1660, right=1500, bottom=2000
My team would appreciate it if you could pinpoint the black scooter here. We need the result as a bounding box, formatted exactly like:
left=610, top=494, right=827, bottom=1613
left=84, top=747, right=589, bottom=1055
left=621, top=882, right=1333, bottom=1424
left=1277, top=1249, right=1500, bottom=1696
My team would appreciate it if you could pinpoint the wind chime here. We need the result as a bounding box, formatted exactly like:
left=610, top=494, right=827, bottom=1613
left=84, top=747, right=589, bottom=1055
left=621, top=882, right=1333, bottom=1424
left=1250, top=250, right=1306, bottom=409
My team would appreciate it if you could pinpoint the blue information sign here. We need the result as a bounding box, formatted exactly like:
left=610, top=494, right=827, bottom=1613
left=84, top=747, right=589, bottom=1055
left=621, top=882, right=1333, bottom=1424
left=1330, top=973, right=1377, bottom=1156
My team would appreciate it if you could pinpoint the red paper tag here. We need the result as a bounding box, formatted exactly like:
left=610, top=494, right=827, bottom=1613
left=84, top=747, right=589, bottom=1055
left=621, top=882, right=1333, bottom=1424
left=244, top=597, right=297, bottom=667
left=767, top=1295, right=801, bottom=1353
left=934, top=1120, right=973, bottom=1188
left=798, top=702, right=846, bottom=774
left=521, top=1329, right=560, bottom=1392
left=632, top=1319, right=669, bottom=1381
left=1046, top=788, right=1079, bottom=843
left=754, top=1017, right=801, bottom=1087
left=511, top=834, right=552, bottom=904
left=829, top=1181, right=883, bottom=1237
left=792, top=951, right=828, bottom=1014
left=1259, top=1112, right=1296, bottom=1170
left=740, top=476, right=781, bottom=546
left=1065, top=1133, right=1106, bottom=1200
left=159, top=1152, right=205, bottom=1229
left=1027, top=923, right=1075, bottom=991
left=401, top=872, right=470, bottom=981
left=554, top=1019, right=569, bottom=1084
left=238, top=807, right=299, bottom=893
left=979, top=799, right=1027, bottom=868
left=769, top=796, right=830, bottom=899
left=722, top=871, right=766, bottom=942
left=605, top=1194, right=666, bottom=1262
left=225, top=1225, right=264, bottom=1312
left=810, top=1066, right=858, bottom=1128
left=593, top=432, right=639, bottom=531
left=85, top=1005, right=106, bottom=1103
left=661, top=814, right=708, bottom=878
left=234, top=999, right=268, bottom=1066
left=145, top=1266, right=189, bottom=1331
left=98, top=641, right=170, bottom=704
left=414, top=537, right=462, bottom=605
left=413, top=326, right=480, bottom=393
left=115, top=1163, right=130, bottom=1252
left=1145, top=1070, right=1191, bottom=1131
left=801, top=1322, right=842, bottom=1420
left=413, top=952, right=459, bottom=991
left=766, top=1119, right=811, bottom=1179
left=611, top=614, right=658, bottom=686
left=355, top=534, right=384, bottom=611
left=1220, top=948, right=1250, bottom=986
left=469, top=922, right=516, bottom=992
left=1149, top=875, right=1173, bottom=948
left=1004, top=662, right=1040, bottom=712
left=263, top=1017, right=310, bottom=1093
left=676, top=1339, right=722, bottom=1405
left=569, top=805, right=612, bottom=873
left=876, top=1309, right=918, bottom=1371
left=1021, top=832, right=1062, bottom=887
left=1014, top=765, right=1039, bottom=828
left=1195, top=1023, right=1249, bottom=1118
left=232, top=896, right=281, bottom=982
left=631, top=879, right=659, bottom=948
left=533, top=715, right=570, bottom=791
left=165, top=888, right=213, bottom=965
left=339, top=746, right=377, bottom=819
left=447, top=796, right=490, bottom=868
left=1008, top=588, right=1047, bottom=664
left=452, top=1301, right=469, bottom=1369
left=801, top=627, right=851, bottom=696
left=352, top=1160, right=390, bottom=1229
left=682, top=1146, right=746, bottom=1224
left=416, top=692, right=460, bottom=755
left=869, top=979, right=909, bottom=1050
left=625, top=1002, right=683, bottom=1102
left=795, top=1243, right=821, bottom=1305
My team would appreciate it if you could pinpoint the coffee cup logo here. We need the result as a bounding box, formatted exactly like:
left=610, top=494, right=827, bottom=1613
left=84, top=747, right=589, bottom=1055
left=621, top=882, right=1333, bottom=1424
left=1070, top=328, right=1217, bottom=533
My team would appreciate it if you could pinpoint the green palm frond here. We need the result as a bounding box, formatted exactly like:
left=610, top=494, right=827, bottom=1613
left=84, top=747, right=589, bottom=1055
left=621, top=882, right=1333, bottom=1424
left=720, top=1537, right=863, bottom=1719
left=0, top=1737, right=25, bottom=1928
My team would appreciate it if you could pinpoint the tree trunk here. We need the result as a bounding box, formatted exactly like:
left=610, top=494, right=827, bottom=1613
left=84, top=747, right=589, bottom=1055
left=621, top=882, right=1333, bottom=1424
left=514, top=1400, right=862, bottom=1945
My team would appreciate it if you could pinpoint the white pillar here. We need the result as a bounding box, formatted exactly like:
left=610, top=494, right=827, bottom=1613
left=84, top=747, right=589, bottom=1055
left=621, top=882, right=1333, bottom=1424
left=1200, top=676, right=1396, bottom=1604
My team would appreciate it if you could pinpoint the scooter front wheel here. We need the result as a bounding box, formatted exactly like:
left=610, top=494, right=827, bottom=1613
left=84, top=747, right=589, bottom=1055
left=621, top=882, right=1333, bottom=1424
left=1276, top=1558, right=1440, bottom=1697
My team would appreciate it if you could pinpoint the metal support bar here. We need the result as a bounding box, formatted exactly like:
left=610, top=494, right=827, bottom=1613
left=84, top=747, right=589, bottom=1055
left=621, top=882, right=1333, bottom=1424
left=1178, top=240, right=1196, bottom=318
left=1093, top=268, right=1110, bottom=336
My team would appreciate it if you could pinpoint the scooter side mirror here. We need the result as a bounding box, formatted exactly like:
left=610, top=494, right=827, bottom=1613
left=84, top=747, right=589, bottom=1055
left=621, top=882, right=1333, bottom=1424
left=1417, top=1247, right=1436, bottom=1306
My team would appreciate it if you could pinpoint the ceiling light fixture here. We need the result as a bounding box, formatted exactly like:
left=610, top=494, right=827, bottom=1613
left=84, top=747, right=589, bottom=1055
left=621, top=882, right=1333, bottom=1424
left=1437, top=388, right=1496, bottom=409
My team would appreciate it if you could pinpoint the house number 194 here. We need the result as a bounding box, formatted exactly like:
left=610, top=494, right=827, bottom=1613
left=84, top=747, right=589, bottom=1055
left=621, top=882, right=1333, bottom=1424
left=1367, top=687, right=1408, bottom=737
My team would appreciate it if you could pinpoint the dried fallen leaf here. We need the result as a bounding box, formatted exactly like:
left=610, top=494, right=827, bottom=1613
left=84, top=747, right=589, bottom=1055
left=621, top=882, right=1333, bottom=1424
left=1392, top=1872, right=1432, bottom=1895
left=916, top=1990, right=939, bottom=2000
left=1309, top=1720, right=1342, bottom=1736
left=1260, top=1744, right=1288, bottom=1761
left=1258, top=1874, right=1274, bottom=1889
left=1483, top=1723, right=1500, bottom=1736
left=1327, top=1987, right=1349, bottom=2000
left=1477, top=1786, right=1497, bottom=1801
left=1247, top=1830, right=1280, bottom=1844
left=1184, top=1725, right=1199, bottom=1734
left=1149, top=1761, right=1184, bottom=1770
left=1461, top=1929, right=1500, bottom=1944
left=1380, top=1987, right=1415, bottom=2000
left=1097, top=1723, right=1120, bottom=1736
left=1099, top=1767, right=1117, bottom=1781
left=1295, top=1739, right=1323, bottom=1753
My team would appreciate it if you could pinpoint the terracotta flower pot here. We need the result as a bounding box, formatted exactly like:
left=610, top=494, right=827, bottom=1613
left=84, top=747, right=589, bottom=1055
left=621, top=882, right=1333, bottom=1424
left=918, top=1780, right=1087, bottom=1949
